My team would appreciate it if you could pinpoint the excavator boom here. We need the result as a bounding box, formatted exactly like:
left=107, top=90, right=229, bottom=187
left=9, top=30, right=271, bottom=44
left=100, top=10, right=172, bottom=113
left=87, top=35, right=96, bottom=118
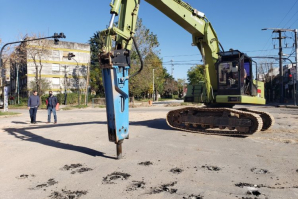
left=99, top=0, right=274, bottom=158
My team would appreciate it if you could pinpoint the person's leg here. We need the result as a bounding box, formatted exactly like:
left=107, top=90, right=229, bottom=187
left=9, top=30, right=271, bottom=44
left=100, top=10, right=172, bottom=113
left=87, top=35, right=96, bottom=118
left=47, top=107, right=51, bottom=122
left=33, top=107, right=38, bottom=123
left=29, top=108, right=33, bottom=123
left=53, top=108, right=57, bottom=123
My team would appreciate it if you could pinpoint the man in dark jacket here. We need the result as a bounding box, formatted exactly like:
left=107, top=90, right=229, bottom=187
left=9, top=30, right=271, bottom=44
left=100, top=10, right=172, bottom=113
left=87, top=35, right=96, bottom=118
left=28, top=91, right=40, bottom=124
left=47, top=91, right=58, bottom=124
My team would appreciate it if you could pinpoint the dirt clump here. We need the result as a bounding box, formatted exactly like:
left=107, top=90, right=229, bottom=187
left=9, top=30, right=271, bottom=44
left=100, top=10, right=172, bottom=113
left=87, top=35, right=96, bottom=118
left=138, top=161, right=153, bottom=166
left=71, top=167, right=93, bottom=174
left=49, top=189, right=87, bottom=199
left=235, top=183, right=263, bottom=188
left=62, top=164, right=82, bottom=170
left=102, top=172, right=131, bottom=184
left=170, top=167, right=183, bottom=174
left=201, top=165, right=221, bottom=171
left=62, top=163, right=93, bottom=174
left=126, top=181, right=146, bottom=191
left=17, top=174, right=35, bottom=179
left=150, top=181, right=177, bottom=194
left=17, top=174, right=28, bottom=179
left=33, top=178, right=58, bottom=190
left=251, top=168, right=269, bottom=174
left=183, top=194, right=204, bottom=199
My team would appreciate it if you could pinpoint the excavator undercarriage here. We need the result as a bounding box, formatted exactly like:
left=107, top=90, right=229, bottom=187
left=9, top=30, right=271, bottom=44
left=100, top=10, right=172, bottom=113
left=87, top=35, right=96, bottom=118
left=166, top=107, right=274, bottom=136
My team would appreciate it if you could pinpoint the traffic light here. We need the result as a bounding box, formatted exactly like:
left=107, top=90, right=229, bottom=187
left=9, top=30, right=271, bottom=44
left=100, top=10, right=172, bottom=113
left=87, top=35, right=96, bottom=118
left=53, top=32, right=66, bottom=45
left=288, top=69, right=293, bottom=82
left=68, top=53, right=75, bottom=60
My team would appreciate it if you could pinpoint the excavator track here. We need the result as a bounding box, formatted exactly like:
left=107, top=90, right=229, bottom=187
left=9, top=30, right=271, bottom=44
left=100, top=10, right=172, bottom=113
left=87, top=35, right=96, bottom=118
left=166, top=107, right=263, bottom=136
left=236, top=108, right=275, bottom=131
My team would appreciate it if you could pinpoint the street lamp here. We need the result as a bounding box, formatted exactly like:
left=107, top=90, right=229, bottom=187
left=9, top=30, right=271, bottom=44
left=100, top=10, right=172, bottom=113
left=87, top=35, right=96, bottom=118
left=67, top=53, right=81, bottom=105
left=0, top=32, right=66, bottom=112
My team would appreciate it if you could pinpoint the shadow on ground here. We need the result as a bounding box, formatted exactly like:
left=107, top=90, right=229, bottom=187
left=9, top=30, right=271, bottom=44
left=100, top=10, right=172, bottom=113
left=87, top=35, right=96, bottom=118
left=130, top=118, right=247, bottom=138
left=130, top=118, right=172, bottom=131
left=3, top=121, right=116, bottom=159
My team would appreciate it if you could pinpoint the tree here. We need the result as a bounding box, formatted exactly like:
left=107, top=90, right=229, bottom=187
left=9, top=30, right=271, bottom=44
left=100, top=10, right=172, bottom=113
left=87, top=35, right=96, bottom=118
left=129, top=18, right=161, bottom=100
left=89, top=18, right=163, bottom=100
left=71, top=64, right=88, bottom=105
left=25, top=35, right=51, bottom=98
left=177, top=78, right=186, bottom=98
left=29, top=79, right=51, bottom=94
left=0, top=38, right=13, bottom=82
left=89, top=31, right=106, bottom=96
left=187, top=65, right=205, bottom=85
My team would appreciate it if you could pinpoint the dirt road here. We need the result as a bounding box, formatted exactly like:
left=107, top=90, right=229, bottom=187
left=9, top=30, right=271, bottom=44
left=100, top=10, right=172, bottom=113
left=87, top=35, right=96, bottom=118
left=0, top=105, right=297, bottom=199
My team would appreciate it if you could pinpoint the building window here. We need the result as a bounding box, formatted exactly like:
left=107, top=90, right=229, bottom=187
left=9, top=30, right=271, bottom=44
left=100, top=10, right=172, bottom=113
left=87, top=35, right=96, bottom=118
left=52, top=63, right=60, bottom=71
left=52, top=78, right=60, bottom=85
left=52, top=50, right=60, bottom=58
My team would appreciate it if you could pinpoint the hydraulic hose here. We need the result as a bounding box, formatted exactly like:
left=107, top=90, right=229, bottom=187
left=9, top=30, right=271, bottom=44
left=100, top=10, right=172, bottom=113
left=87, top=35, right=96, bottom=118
left=219, top=42, right=224, bottom=52
left=128, top=36, right=144, bottom=79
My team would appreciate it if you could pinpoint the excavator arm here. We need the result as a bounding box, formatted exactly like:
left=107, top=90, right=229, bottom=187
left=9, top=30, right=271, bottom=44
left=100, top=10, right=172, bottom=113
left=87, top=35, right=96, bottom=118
left=99, top=0, right=221, bottom=158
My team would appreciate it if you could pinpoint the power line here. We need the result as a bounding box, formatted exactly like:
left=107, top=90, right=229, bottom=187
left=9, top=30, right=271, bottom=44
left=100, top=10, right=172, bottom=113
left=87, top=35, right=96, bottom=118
left=289, top=16, right=298, bottom=28
left=282, top=10, right=298, bottom=28
left=277, top=0, right=298, bottom=28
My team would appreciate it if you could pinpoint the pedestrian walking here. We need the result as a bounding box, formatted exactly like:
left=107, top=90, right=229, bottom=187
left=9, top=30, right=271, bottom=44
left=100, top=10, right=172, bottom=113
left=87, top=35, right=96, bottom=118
left=46, top=91, right=58, bottom=124
left=27, top=91, right=40, bottom=124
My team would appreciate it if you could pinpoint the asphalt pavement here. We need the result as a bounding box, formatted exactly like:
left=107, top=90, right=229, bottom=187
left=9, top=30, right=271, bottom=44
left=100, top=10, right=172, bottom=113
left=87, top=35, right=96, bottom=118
left=0, top=105, right=297, bottom=199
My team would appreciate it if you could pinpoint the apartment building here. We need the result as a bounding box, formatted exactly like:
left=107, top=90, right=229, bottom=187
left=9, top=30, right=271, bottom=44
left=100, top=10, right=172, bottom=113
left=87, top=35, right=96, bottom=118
left=10, top=40, right=90, bottom=96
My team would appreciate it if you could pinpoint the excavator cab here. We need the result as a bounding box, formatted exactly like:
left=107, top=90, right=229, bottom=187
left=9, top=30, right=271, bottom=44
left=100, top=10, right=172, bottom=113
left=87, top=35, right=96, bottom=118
left=217, top=50, right=253, bottom=96
left=215, top=50, right=265, bottom=105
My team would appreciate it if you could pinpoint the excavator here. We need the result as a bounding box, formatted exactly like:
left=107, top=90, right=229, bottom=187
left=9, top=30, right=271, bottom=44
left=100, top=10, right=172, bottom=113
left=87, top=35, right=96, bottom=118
left=99, top=0, right=274, bottom=158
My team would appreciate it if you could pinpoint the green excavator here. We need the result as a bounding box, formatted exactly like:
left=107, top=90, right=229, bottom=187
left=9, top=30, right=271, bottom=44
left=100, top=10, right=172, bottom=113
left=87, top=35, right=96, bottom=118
left=99, top=0, right=274, bottom=157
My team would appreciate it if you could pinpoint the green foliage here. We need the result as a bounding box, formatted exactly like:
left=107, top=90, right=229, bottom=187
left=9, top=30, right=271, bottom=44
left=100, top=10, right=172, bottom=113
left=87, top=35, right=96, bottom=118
left=177, top=78, right=186, bottom=97
left=19, top=97, right=28, bottom=106
left=29, top=78, right=51, bottom=97
left=187, top=65, right=205, bottom=85
left=89, top=31, right=105, bottom=95
left=89, top=18, right=180, bottom=100
left=129, top=18, right=165, bottom=98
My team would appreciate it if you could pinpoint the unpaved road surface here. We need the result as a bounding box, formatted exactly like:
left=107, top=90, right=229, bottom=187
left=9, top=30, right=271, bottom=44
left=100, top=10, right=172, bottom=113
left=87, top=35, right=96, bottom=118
left=0, top=105, right=297, bottom=199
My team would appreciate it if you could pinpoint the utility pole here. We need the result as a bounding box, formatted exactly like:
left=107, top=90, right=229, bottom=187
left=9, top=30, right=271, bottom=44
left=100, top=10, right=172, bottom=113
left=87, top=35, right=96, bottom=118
left=270, top=63, right=273, bottom=102
left=295, top=29, right=298, bottom=105
left=170, top=59, right=174, bottom=76
left=275, top=31, right=285, bottom=103
left=262, top=28, right=296, bottom=103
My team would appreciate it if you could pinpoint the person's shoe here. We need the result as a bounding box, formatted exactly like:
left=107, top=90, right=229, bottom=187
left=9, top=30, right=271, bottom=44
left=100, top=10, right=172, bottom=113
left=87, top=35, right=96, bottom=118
left=33, top=122, right=37, bottom=124
left=46, top=122, right=50, bottom=124
left=54, top=122, right=57, bottom=124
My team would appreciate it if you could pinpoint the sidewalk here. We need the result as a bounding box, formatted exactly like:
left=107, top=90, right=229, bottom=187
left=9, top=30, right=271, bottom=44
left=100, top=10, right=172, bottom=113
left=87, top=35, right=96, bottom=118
left=266, top=102, right=298, bottom=108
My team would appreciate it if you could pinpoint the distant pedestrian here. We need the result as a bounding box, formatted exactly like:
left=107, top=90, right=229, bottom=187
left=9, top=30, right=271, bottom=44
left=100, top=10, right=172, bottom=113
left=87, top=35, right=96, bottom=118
left=28, top=91, right=40, bottom=124
left=46, top=91, right=58, bottom=124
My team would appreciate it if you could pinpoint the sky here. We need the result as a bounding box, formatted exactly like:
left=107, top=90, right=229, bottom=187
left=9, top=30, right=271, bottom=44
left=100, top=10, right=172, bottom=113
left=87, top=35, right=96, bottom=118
left=1, top=0, right=298, bottom=81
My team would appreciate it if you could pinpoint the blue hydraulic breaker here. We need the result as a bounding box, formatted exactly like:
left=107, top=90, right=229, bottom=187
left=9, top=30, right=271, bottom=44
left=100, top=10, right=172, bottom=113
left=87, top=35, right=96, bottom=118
left=99, top=0, right=141, bottom=159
